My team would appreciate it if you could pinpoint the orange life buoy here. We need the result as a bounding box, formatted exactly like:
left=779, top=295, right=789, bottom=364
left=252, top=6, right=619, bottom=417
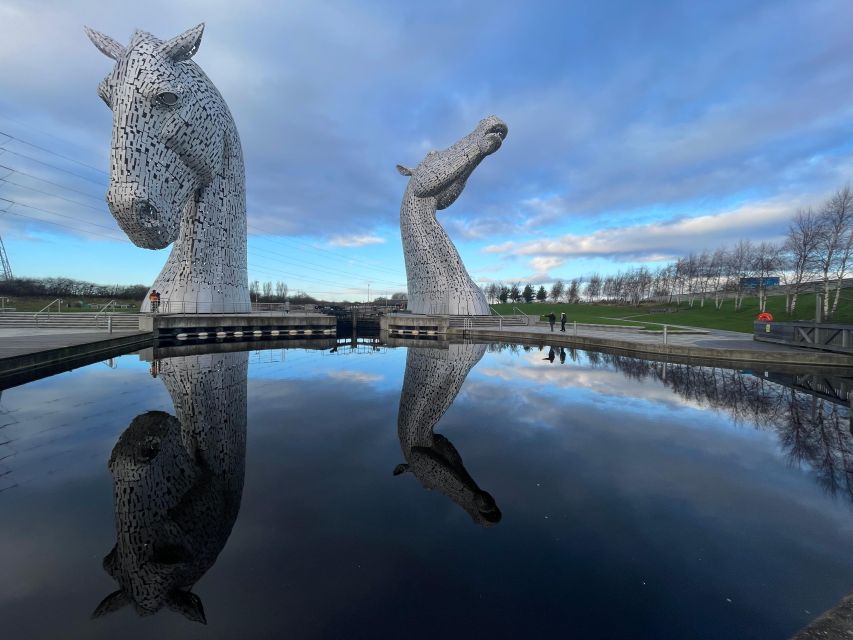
left=756, top=312, right=773, bottom=321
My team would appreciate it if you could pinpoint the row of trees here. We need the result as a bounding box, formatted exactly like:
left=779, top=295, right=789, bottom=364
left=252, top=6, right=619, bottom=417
left=485, top=185, right=853, bottom=319
left=0, top=277, right=149, bottom=300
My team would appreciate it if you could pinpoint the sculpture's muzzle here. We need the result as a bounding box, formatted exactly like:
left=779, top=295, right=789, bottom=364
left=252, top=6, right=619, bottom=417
left=107, top=185, right=178, bottom=250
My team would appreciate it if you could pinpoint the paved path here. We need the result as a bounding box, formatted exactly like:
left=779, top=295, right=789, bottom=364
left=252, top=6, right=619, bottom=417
left=498, top=323, right=804, bottom=352
left=0, top=330, right=150, bottom=360
left=459, top=322, right=853, bottom=368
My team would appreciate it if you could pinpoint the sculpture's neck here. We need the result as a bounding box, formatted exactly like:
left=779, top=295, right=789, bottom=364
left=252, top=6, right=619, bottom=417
left=400, top=183, right=489, bottom=315
left=146, top=121, right=249, bottom=313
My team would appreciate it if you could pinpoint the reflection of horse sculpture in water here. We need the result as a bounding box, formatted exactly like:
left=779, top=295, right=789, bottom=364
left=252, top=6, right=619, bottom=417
left=86, top=24, right=249, bottom=313
left=93, top=351, right=247, bottom=623
left=394, top=343, right=501, bottom=526
left=396, top=117, right=507, bottom=315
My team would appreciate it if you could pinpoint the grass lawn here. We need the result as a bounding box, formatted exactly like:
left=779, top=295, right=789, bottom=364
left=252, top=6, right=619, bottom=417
left=491, top=302, right=651, bottom=328
left=492, top=290, right=853, bottom=334
left=0, top=295, right=141, bottom=313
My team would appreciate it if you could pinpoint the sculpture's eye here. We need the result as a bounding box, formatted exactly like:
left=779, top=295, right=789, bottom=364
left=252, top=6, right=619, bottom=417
left=155, top=91, right=179, bottom=107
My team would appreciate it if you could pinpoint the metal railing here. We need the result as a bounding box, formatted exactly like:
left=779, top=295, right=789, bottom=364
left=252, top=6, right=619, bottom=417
left=33, top=299, right=62, bottom=325
left=94, top=300, right=117, bottom=331
left=512, top=306, right=530, bottom=325
left=151, top=300, right=321, bottom=314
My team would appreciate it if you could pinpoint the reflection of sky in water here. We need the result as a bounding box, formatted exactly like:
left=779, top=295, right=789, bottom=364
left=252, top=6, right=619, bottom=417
left=0, top=344, right=852, bottom=638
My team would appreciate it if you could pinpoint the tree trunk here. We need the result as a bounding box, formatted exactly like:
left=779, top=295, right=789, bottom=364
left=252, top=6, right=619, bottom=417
left=790, top=292, right=798, bottom=314
left=832, top=281, right=842, bottom=315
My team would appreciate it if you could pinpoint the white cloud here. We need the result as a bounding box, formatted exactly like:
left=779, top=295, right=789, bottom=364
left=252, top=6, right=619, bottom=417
left=484, top=196, right=805, bottom=261
left=327, top=234, right=385, bottom=248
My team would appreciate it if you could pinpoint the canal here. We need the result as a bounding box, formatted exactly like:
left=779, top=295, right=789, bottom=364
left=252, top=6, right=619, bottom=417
left=1, top=338, right=852, bottom=638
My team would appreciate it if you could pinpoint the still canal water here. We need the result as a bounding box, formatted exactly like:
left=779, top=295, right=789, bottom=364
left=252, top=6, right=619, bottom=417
left=1, top=339, right=852, bottom=639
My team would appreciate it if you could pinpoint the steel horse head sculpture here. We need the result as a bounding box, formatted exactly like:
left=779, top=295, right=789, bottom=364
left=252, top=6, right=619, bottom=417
left=86, top=24, right=249, bottom=313
left=397, top=116, right=508, bottom=315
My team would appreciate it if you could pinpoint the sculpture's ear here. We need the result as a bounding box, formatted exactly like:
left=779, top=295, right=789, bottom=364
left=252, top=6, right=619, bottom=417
left=91, top=590, right=130, bottom=618
left=84, top=26, right=125, bottom=60
left=393, top=463, right=410, bottom=476
left=396, top=165, right=413, bottom=176
left=161, top=23, right=205, bottom=62
left=167, top=590, right=207, bottom=624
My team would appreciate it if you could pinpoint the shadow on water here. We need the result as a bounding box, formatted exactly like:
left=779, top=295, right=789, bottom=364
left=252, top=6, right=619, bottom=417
left=93, top=349, right=248, bottom=625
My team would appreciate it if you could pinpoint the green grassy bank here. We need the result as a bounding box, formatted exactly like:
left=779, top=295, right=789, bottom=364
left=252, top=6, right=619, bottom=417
left=0, top=296, right=141, bottom=313
left=492, top=291, right=852, bottom=334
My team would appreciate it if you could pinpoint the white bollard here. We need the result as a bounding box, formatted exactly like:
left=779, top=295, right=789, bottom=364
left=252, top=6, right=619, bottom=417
left=108, top=315, right=112, bottom=334
left=663, top=324, right=668, bottom=345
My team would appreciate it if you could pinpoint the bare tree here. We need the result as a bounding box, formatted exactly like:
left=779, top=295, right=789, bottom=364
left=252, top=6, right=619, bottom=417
left=566, top=278, right=580, bottom=303
left=783, top=209, right=820, bottom=313
left=726, top=240, right=753, bottom=310
left=752, top=242, right=781, bottom=312
left=249, top=279, right=260, bottom=302
left=262, top=281, right=273, bottom=299
left=549, top=279, right=564, bottom=303
left=275, top=280, right=288, bottom=300
left=586, top=273, right=602, bottom=302
left=814, top=187, right=853, bottom=319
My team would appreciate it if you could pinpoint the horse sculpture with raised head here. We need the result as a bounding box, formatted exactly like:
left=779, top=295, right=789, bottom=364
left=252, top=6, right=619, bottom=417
left=396, top=116, right=508, bottom=315
left=86, top=24, right=249, bottom=313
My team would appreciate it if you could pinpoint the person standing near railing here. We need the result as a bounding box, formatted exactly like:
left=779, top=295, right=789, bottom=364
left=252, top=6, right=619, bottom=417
left=148, top=290, right=161, bottom=313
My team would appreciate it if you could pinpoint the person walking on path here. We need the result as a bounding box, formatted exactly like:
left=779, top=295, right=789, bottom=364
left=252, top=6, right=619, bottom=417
left=560, top=312, right=566, bottom=332
left=548, top=311, right=556, bottom=331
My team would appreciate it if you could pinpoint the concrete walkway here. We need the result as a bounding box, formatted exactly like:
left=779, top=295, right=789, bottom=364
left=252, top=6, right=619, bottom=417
left=0, top=329, right=149, bottom=360
left=0, top=328, right=153, bottom=389
left=460, top=322, right=853, bottom=368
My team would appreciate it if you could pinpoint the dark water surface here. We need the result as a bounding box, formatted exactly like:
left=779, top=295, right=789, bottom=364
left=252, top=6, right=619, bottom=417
left=2, top=340, right=853, bottom=639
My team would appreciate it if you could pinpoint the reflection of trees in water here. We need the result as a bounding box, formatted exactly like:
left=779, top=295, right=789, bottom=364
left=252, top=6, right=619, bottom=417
left=93, top=352, right=247, bottom=624
left=396, top=343, right=502, bottom=526
left=598, top=353, right=853, bottom=501
left=490, top=342, right=853, bottom=502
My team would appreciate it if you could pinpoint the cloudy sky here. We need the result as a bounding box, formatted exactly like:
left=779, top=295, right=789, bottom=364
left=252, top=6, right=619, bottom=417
left=0, top=0, right=851, bottom=299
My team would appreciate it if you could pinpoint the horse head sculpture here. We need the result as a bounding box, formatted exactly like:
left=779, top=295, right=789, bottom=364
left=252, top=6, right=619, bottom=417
left=86, top=24, right=249, bottom=313
left=396, top=117, right=507, bottom=315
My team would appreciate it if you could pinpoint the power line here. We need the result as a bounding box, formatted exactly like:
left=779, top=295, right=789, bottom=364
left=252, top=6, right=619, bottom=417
left=1, top=208, right=129, bottom=243
left=0, top=129, right=107, bottom=175
left=248, top=243, right=406, bottom=287
left=0, top=147, right=107, bottom=186
left=0, top=196, right=120, bottom=233
left=0, top=163, right=105, bottom=202
left=0, top=176, right=107, bottom=214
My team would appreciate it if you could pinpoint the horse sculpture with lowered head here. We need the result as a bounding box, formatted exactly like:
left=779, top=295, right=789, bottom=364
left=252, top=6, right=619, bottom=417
left=396, top=116, right=507, bottom=315
left=85, top=24, right=249, bottom=313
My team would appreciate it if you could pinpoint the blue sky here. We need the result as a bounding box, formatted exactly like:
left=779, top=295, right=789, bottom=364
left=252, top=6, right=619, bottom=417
left=0, top=0, right=852, bottom=300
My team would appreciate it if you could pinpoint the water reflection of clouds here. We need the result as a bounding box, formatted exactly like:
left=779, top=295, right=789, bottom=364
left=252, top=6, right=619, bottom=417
left=325, top=370, right=384, bottom=384
left=4, top=343, right=853, bottom=638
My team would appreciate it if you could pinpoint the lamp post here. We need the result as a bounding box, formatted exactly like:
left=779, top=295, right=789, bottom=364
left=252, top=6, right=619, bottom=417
left=367, top=283, right=370, bottom=305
